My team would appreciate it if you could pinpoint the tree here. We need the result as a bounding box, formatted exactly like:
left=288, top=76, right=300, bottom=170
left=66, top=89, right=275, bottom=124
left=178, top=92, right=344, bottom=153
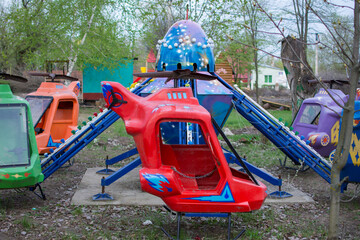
left=291, top=0, right=312, bottom=46
left=234, top=0, right=269, bottom=103
left=254, top=0, right=360, bottom=238
left=135, top=0, right=236, bottom=58
left=319, top=1, right=360, bottom=239
left=281, top=36, right=316, bottom=117
left=0, top=0, right=132, bottom=74
left=278, top=0, right=318, bottom=116
left=221, top=37, right=254, bottom=86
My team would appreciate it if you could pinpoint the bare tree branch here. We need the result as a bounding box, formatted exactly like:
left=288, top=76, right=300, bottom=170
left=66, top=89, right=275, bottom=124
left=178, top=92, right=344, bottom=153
left=253, top=0, right=347, bottom=110
left=307, top=1, right=354, bottom=64
left=324, top=0, right=354, bottom=11
left=226, top=34, right=301, bottom=63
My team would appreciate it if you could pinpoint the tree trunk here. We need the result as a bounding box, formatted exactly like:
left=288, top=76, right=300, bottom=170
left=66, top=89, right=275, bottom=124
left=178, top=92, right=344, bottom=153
left=281, top=36, right=316, bottom=118
left=254, top=49, right=259, bottom=103
left=328, top=1, right=360, bottom=239
left=67, top=6, right=97, bottom=76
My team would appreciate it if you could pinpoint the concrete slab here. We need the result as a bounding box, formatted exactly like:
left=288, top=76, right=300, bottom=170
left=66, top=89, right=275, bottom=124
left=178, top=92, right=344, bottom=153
left=71, top=167, right=314, bottom=206
left=71, top=167, right=164, bottom=206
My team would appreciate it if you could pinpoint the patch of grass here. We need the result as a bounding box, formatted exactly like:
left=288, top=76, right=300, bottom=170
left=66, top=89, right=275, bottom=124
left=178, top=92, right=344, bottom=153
left=71, top=206, right=82, bottom=217
left=244, top=228, right=264, bottom=239
left=227, top=133, right=260, bottom=142
left=15, top=215, right=33, bottom=230
left=0, top=208, right=6, bottom=220
left=63, top=232, right=81, bottom=240
left=224, top=110, right=293, bottom=131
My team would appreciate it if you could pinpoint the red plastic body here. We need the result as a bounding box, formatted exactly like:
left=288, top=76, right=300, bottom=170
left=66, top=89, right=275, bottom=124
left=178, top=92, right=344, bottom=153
left=102, top=81, right=267, bottom=213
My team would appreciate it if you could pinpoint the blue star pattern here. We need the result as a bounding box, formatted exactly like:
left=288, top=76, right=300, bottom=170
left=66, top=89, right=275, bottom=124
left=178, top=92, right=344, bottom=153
left=47, top=135, right=61, bottom=148
left=142, top=173, right=173, bottom=192
left=184, top=183, right=235, bottom=202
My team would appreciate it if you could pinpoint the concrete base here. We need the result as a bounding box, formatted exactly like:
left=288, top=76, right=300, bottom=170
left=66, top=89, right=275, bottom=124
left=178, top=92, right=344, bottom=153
left=71, top=167, right=314, bottom=206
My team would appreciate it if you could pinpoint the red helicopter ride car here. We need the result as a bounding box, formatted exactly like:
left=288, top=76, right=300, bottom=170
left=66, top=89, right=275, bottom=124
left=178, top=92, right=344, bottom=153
left=102, top=73, right=267, bottom=238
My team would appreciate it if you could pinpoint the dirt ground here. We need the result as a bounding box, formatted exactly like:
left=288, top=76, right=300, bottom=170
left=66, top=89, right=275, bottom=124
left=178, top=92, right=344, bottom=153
left=1, top=141, right=360, bottom=239
left=1, top=89, right=360, bottom=239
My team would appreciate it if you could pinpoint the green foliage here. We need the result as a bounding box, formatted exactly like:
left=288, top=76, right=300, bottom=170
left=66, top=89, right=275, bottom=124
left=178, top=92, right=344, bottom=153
left=0, top=0, right=132, bottom=72
left=221, top=37, right=254, bottom=85
left=134, top=0, right=238, bottom=56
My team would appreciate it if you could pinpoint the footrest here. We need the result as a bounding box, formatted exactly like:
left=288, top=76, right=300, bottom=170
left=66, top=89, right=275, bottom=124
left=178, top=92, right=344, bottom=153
left=96, top=168, right=115, bottom=175
left=268, top=190, right=292, bottom=198
left=92, top=192, right=114, bottom=201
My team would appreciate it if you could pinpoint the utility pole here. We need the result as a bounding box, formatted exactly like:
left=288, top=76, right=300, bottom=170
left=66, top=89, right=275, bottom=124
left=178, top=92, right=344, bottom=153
left=315, top=33, right=319, bottom=76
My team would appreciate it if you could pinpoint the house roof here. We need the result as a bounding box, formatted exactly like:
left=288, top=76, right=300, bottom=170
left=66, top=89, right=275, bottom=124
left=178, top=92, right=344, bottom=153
left=257, top=64, right=283, bottom=71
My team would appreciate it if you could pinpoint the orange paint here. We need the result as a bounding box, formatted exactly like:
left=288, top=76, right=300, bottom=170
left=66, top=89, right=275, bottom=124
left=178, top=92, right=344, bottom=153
left=26, top=81, right=80, bottom=154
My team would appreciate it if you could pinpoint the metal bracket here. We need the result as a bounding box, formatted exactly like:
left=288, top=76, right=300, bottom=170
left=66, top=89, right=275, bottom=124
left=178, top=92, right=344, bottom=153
left=161, top=211, right=245, bottom=240
left=92, top=177, right=114, bottom=201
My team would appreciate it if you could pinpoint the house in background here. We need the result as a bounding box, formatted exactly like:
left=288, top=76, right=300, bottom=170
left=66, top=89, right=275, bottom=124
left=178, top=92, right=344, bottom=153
left=82, top=60, right=134, bottom=101
left=250, top=65, right=288, bottom=89
left=215, top=53, right=250, bottom=87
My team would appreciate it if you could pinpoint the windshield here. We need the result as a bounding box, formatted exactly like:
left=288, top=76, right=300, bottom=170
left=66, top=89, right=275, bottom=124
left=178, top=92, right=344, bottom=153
left=140, top=78, right=174, bottom=94
left=25, top=96, right=53, bottom=127
left=0, top=104, right=30, bottom=167
left=300, top=104, right=322, bottom=125
left=197, top=80, right=232, bottom=95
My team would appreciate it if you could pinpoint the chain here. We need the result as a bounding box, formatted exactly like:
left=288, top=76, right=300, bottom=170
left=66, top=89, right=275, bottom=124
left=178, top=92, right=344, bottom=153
left=290, top=157, right=305, bottom=185
left=171, top=166, right=216, bottom=179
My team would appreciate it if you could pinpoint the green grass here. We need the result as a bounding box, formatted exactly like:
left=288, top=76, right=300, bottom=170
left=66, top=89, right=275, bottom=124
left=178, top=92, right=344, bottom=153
left=222, top=109, right=293, bottom=168
left=224, top=109, right=293, bottom=130
left=15, top=215, right=33, bottom=230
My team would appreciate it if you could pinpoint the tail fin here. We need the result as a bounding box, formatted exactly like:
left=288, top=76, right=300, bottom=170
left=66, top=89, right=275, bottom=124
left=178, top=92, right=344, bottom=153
left=101, top=81, right=142, bottom=120
left=68, top=81, right=81, bottom=97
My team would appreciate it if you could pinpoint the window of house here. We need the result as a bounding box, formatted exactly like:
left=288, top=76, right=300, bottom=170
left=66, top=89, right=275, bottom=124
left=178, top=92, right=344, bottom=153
left=265, top=75, right=273, bottom=83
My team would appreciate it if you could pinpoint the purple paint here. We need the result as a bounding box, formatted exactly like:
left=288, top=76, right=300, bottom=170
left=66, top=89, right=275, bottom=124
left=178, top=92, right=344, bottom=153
left=292, top=88, right=348, bottom=157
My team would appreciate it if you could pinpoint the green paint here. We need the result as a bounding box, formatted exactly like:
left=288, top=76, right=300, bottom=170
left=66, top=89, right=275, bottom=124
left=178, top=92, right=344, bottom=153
left=0, top=84, right=44, bottom=189
left=284, top=66, right=289, bottom=75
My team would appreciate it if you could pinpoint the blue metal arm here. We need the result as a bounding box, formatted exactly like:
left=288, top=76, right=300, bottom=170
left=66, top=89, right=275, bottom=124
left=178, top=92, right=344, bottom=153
left=211, top=72, right=332, bottom=184
left=106, top=148, right=139, bottom=165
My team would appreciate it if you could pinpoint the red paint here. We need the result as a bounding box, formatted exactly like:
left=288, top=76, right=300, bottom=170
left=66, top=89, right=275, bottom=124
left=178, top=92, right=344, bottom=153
left=24, top=173, right=31, bottom=177
left=102, top=82, right=267, bottom=213
left=2, top=174, right=10, bottom=179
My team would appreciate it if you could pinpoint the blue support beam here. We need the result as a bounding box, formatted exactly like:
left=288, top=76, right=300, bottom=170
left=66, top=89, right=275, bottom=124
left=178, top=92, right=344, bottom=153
left=41, top=109, right=120, bottom=180
left=101, top=157, right=142, bottom=187
left=105, top=148, right=138, bottom=165
left=223, top=149, right=282, bottom=186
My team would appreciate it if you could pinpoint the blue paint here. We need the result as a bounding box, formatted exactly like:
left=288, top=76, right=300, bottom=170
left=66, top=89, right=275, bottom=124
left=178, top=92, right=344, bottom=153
left=101, top=83, right=125, bottom=108
left=185, top=183, right=234, bottom=202
left=142, top=173, right=173, bottom=192
left=156, top=20, right=215, bottom=72
left=46, top=135, right=61, bottom=148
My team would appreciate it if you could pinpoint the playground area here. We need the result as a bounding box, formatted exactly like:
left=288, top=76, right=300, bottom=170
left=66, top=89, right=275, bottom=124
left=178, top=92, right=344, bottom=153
left=0, top=8, right=359, bottom=238
left=0, top=106, right=360, bottom=239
